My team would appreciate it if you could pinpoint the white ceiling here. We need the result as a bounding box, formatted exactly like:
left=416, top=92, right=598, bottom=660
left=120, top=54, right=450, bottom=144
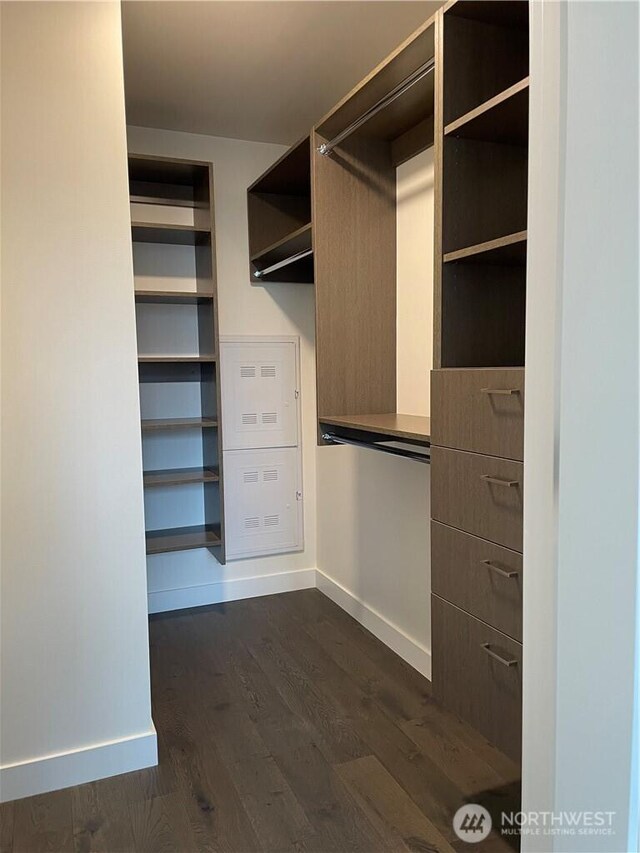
left=121, top=1, right=441, bottom=145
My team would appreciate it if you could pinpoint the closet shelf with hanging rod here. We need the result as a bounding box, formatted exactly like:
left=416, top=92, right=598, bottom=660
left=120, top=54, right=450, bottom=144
left=248, top=137, right=313, bottom=284
left=251, top=222, right=313, bottom=281
left=320, top=413, right=430, bottom=444
left=314, top=17, right=435, bottom=167
left=317, top=57, right=435, bottom=158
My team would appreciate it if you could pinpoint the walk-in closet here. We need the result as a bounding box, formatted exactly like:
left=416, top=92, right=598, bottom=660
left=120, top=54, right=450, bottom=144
left=4, top=0, right=637, bottom=849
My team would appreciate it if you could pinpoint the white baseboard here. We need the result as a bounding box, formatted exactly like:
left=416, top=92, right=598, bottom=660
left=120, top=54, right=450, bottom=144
left=0, top=728, right=157, bottom=804
left=148, top=567, right=316, bottom=614
left=315, top=570, right=432, bottom=680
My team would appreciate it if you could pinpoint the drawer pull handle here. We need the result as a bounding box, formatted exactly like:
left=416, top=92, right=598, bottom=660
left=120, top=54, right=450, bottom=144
left=480, top=388, right=520, bottom=396
left=481, top=474, right=519, bottom=488
left=481, top=559, right=518, bottom=579
left=481, top=643, right=518, bottom=667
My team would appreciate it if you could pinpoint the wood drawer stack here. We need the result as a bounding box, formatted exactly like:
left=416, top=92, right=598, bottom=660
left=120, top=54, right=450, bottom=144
left=431, top=0, right=529, bottom=763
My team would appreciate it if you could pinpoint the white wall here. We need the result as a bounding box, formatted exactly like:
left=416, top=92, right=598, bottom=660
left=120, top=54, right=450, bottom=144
left=397, top=147, right=434, bottom=417
left=316, top=149, right=434, bottom=678
left=523, top=2, right=639, bottom=850
left=126, top=126, right=317, bottom=612
left=0, top=2, right=155, bottom=801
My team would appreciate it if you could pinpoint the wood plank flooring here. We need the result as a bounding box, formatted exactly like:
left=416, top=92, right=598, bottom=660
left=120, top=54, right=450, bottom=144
left=0, top=589, right=521, bottom=852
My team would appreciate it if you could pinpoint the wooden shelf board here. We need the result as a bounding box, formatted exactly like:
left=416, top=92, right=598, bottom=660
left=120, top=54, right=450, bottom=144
left=248, top=136, right=311, bottom=195
left=444, top=231, right=527, bottom=265
left=131, top=222, right=211, bottom=246
left=143, top=466, right=219, bottom=487
left=251, top=222, right=312, bottom=265
left=134, top=290, right=214, bottom=304
left=146, top=524, right=221, bottom=555
left=316, top=18, right=436, bottom=145
left=445, top=78, right=529, bottom=145
left=141, top=417, right=218, bottom=432
left=320, top=413, right=431, bottom=443
left=138, top=355, right=216, bottom=364
left=130, top=195, right=199, bottom=209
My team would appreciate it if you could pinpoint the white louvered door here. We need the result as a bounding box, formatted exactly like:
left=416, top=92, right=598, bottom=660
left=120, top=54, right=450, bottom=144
left=220, top=338, right=303, bottom=559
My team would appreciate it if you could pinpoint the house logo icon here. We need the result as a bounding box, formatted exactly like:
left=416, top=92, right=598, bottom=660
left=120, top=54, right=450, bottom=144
left=453, top=804, right=492, bottom=842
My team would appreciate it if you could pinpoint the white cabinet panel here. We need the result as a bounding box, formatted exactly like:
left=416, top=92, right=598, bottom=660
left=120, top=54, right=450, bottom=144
left=223, top=448, right=303, bottom=559
left=221, top=340, right=298, bottom=449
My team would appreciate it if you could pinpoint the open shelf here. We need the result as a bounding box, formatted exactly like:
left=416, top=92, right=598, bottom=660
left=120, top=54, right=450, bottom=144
left=134, top=290, right=214, bottom=305
left=138, top=355, right=216, bottom=363
left=143, top=466, right=219, bottom=488
left=146, top=524, right=221, bottom=555
left=315, top=19, right=435, bottom=164
left=141, top=417, right=218, bottom=432
left=250, top=222, right=312, bottom=265
left=131, top=222, right=211, bottom=246
left=443, top=5, right=528, bottom=128
left=320, top=413, right=431, bottom=444
left=247, top=137, right=312, bottom=284
left=445, top=77, right=529, bottom=145
left=444, top=230, right=527, bottom=265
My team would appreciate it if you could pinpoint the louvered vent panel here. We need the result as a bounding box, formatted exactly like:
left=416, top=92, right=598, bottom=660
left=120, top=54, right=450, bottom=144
left=263, top=470, right=278, bottom=482
left=243, top=471, right=259, bottom=484
left=244, top=517, right=260, bottom=529
left=264, top=515, right=279, bottom=527
left=221, top=341, right=298, bottom=450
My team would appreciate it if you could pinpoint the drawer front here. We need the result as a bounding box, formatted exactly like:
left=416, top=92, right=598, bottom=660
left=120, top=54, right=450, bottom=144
left=431, top=368, right=524, bottom=460
left=431, top=521, right=522, bottom=641
left=432, top=594, right=522, bottom=762
left=431, top=446, right=523, bottom=551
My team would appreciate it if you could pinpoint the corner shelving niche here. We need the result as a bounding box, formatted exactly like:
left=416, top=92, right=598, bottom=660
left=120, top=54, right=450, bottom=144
left=129, top=153, right=225, bottom=561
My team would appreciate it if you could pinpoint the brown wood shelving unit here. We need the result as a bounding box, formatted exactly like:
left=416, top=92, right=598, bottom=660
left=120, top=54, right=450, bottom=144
left=311, top=16, right=436, bottom=447
left=431, top=0, right=529, bottom=763
left=247, top=137, right=313, bottom=283
left=129, top=153, right=225, bottom=562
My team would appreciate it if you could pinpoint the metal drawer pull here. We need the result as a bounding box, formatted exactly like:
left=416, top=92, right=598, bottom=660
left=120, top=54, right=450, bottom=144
left=481, top=559, right=518, bottom=579
left=481, top=643, right=518, bottom=667
left=480, top=388, right=519, bottom=395
left=481, top=474, right=519, bottom=487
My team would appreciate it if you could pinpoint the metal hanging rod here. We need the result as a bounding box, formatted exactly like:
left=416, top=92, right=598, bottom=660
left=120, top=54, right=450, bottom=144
left=254, top=248, right=313, bottom=279
left=322, top=433, right=431, bottom=464
left=317, top=56, right=435, bottom=158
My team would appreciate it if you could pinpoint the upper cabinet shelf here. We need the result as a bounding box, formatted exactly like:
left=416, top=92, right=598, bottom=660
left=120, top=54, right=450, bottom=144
left=129, top=154, right=214, bottom=245
left=131, top=222, right=211, bottom=246
left=445, top=77, right=529, bottom=145
left=134, top=290, right=214, bottom=304
left=247, top=137, right=312, bottom=284
left=443, top=3, right=529, bottom=128
left=315, top=18, right=435, bottom=166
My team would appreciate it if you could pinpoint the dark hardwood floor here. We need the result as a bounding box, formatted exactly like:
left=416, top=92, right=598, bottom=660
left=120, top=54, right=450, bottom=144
left=0, top=589, right=520, bottom=852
